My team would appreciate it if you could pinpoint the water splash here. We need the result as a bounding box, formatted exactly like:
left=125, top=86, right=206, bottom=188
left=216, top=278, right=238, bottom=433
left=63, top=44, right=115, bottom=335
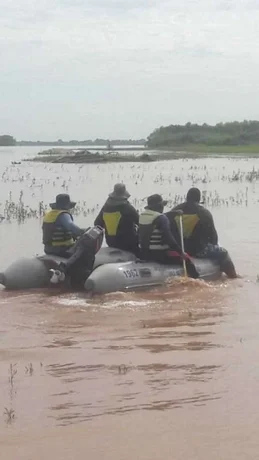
left=165, top=276, right=211, bottom=289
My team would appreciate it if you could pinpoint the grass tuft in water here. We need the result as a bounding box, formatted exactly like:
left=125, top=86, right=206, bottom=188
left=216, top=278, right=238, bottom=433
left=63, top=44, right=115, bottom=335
left=4, top=408, right=15, bottom=424
left=25, top=363, right=34, bottom=375
left=8, top=363, right=17, bottom=387
left=118, top=365, right=128, bottom=375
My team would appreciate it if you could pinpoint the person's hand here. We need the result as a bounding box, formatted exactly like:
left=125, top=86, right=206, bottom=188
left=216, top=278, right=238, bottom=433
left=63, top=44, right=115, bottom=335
left=174, top=209, right=183, bottom=215
left=182, top=252, right=191, bottom=261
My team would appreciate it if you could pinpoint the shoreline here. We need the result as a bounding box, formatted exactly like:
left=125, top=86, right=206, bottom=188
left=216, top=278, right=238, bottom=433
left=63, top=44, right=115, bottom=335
left=151, top=143, right=259, bottom=155
left=24, top=145, right=259, bottom=164
left=27, top=150, right=155, bottom=164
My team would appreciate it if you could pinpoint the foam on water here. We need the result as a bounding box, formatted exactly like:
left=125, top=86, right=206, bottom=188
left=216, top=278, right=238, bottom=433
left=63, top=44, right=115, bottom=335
left=41, top=274, right=229, bottom=310
left=54, top=292, right=157, bottom=309
left=165, top=276, right=212, bottom=288
left=55, top=296, right=92, bottom=307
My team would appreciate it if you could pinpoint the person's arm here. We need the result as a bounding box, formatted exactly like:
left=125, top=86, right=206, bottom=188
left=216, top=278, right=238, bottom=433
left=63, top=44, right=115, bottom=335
left=156, top=215, right=183, bottom=254
left=170, top=204, right=181, bottom=211
left=58, top=213, right=85, bottom=238
left=127, top=204, right=139, bottom=224
left=94, top=208, right=104, bottom=228
left=202, top=209, right=218, bottom=244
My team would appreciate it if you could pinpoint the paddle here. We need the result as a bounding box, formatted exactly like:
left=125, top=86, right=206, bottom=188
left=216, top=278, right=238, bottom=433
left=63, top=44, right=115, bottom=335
left=179, top=214, right=200, bottom=279
left=179, top=215, right=188, bottom=277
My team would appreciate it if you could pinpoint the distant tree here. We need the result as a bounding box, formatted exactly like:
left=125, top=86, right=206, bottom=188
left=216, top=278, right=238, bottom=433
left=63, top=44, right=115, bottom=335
left=68, top=140, right=79, bottom=145
left=146, top=120, right=259, bottom=148
left=0, top=135, right=16, bottom=146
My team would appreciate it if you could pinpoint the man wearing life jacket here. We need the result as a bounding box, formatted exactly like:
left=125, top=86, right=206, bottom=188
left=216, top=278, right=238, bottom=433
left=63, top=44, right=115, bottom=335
left=94, top=183, right=139, bottom=255
left=169, top=187, right=238, bottom=278
left=138, top=194, right=185, bottom=263
left=42, top=194, right=85, bottom=257
left=43, top=194, right=104, bottom=288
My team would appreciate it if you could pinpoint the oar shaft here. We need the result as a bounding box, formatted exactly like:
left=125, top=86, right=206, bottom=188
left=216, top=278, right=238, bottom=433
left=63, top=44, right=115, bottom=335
left=179, top=215, right=187, bottom=277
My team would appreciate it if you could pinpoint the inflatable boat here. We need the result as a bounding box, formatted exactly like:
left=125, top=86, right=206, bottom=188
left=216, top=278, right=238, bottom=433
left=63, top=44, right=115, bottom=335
left=84, top=258, right=221, bottom=294
left=0, top=247, right=221, bottom=293
left=0, top=247, right=136, bottom=290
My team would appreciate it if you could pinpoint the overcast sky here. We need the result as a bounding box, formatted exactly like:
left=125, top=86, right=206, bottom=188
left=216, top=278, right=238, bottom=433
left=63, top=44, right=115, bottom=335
left=1, top=0, right=259, bottom=140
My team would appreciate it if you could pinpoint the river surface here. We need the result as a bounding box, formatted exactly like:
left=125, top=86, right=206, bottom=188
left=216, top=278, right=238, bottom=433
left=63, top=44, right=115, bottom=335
left=1, top=146, right=259, bottom=459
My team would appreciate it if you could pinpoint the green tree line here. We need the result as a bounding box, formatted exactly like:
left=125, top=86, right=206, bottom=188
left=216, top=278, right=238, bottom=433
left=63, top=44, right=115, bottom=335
left=17, top=138, right=146, bottom=146
left=146, top=121, right=259, bottom=148
left=1, top=137, right=145, bottom=147
left=0, top=135, right=16, bottom=146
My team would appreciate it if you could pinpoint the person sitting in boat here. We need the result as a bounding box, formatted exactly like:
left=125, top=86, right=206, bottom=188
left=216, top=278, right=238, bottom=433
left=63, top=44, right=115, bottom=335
left=42, top=193, right=86, bottom=257
left=43, top=194, right=104, bottom=288
left=138, top=193, right=192, bottom=266
left=168, top=187, right=237, bottom=278
left=94, top=183, right=139, bottom=255
left=51, top=225, right=104, bottom=289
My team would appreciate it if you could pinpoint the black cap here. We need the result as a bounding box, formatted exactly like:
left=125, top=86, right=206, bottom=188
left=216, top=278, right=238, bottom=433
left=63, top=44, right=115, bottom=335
left=50, top=194, right=76, bottom=210
left=146, top=194, right=168, bottom=208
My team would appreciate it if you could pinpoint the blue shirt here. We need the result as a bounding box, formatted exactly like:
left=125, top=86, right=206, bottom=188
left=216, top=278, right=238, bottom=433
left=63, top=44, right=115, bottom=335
left=57, top=213, right=85, bottom=238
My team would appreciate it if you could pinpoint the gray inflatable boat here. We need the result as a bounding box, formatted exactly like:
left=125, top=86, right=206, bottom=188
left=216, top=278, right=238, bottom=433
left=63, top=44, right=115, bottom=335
left=84, top=258, right=221, bottom=294
left=0, top=247, right=221, bottom=293
left=0, top=247, right=136, bottom=290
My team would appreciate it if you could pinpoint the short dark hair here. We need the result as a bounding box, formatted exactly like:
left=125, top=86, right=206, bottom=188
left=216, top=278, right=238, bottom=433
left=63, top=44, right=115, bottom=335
left=186, top=188, right=201, bottom=203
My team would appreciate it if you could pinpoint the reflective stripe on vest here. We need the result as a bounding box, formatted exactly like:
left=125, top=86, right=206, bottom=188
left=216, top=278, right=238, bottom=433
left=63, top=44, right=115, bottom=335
left=174, top=214, right=200, bottom=238
left=42, top=210, right=74, bottom=247
left=103, top=211, right=122, bottom=236
left=139, top=210, right=169, bottom=251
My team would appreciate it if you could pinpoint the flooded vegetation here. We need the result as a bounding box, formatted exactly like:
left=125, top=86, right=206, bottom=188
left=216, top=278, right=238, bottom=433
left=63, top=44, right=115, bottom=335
left=1, top=146, right=259, bottom=459
left=1, top=156, right=259, bottom=223
left=29, top=147, right=154, bottom=164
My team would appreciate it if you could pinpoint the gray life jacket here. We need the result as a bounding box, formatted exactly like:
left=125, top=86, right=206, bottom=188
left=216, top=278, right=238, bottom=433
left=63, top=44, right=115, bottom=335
left=138, top=209, right=169, bottom=251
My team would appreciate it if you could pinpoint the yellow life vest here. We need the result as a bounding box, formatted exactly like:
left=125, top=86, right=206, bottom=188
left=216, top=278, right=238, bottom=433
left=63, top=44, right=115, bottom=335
left=42, top=210, right=74, bottom=247
left=103, top=211, right=122, bottom=236
left=174, top=214, right=200, bottom=238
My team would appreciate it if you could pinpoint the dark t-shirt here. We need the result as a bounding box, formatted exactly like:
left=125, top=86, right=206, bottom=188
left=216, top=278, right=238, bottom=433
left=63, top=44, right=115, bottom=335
left=94, top=199, right=139, bottom=253
left=167, top=202, right=218, bottom=255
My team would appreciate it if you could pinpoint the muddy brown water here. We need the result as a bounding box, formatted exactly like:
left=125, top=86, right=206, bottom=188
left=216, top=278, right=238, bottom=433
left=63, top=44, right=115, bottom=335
left=1, top=147, right=259, bottom=459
